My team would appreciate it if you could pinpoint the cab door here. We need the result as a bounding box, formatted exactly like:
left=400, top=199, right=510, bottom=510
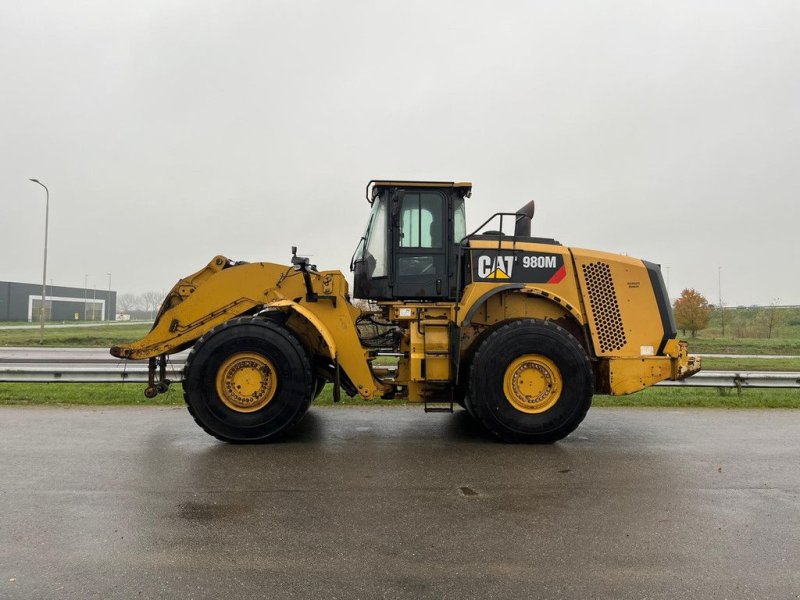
left=392, top=190, right=449, bottom=299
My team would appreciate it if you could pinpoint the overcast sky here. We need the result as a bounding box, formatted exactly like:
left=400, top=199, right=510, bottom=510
left=1, top=0, right=798, bottom=306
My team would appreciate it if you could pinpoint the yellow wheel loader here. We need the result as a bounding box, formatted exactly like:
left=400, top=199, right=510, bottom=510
left=111, top=180, right=700, bottom=443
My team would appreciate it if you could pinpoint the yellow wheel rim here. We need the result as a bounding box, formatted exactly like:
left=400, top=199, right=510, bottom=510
left=215, top=352, right=277, bottom=413
left=502, top=354, right=562, bottom=414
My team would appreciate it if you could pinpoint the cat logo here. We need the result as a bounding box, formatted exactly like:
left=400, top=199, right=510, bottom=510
left=473, top=251, right=565, bottom=283
left=477, top=255, right=514, bottom=279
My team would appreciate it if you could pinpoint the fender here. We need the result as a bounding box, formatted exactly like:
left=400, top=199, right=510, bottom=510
left=459, top=284, right=586, bottom=327
left=517, top=285, right=586, bottom=325
left=268, top=299, right=337, bottom=359
left=265, top=296, right=385, bottom=400
left=459, top=283, right=524, bottom=326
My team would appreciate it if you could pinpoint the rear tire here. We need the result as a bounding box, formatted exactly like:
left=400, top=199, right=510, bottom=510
left=183, top=317, right=313, bottom=442
left=468, top=319, right=593, bottom=443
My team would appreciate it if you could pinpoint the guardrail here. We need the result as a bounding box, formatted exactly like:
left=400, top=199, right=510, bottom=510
left=0, top=362, right=798, bottom=388
left=0, top=364, right=183, bottom=383
left=658, top=371, right=800, bottom=389
left=0, top=349, right=185, bottom=383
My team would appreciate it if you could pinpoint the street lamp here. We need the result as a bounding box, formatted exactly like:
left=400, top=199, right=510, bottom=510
left=718, top=266, right=725, bottom=337
left=29, top=178, right=49, bottom=344
left=106, top=273, right=112, bottom=321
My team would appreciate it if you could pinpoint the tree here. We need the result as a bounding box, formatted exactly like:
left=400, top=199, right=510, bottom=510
left=117, top=293, right=139, bottom=314
left=673, top=288, right=712, bottom=338
left=140, top=291, right=164, bottom=320
left=758, top=298, right=785, bottom=339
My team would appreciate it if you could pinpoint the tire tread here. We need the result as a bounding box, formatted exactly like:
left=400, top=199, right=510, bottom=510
left=468, top=319, right=593, bottom=443
left=182, top=316, right=312, bottom=442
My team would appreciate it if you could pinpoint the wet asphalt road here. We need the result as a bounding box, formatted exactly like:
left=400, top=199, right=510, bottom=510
left=1, top=406, right=798, bottom=600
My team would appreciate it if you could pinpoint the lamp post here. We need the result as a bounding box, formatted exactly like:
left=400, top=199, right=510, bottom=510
left=718, top=266, right=725, bottom=337
left=106, top=273, right=112, bottom=321
left=29, top=179, right=49, bottom=344
left=84, top=274, right=88, bottom=321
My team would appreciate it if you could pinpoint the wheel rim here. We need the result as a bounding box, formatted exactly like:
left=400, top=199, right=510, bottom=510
left=215, top=352, right=277, bottom=413
left=502, top=354, right=562, bottom=414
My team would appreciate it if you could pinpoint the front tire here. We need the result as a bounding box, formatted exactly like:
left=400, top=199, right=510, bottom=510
left=468, top=319, right=593, bottom=443
left=183, top=317, right=313, bottom=442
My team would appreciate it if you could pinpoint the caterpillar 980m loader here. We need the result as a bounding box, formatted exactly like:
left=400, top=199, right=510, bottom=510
left=111, top=180, right=699, bottom=443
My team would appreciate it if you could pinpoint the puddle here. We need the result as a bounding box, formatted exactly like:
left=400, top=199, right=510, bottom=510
left=176, top=501, right=250, bottom=521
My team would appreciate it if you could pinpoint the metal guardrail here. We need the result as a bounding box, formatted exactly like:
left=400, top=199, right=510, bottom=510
left=659, top=371, right=800, bottom=389
left=0, top=348, right=185, bottom=383
left=0, top=364, right=183, bottom=383
left=0, top=362, right=798, bottom=388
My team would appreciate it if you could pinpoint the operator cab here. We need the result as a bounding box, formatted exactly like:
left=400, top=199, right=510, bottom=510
left=352, top=180, right=471, bottom=301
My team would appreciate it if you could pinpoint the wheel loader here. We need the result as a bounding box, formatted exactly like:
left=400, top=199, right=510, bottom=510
left=111, top=180, right=700, bottom=443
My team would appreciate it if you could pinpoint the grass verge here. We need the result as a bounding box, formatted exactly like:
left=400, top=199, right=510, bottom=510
left=593, top=386, right=800, bottom=408
left=0, top=324, right=152, bottom=348
left=0, top=383, right=181, bottom=406
left=698, top=357, right=800, bottom=371
left=684, top=337, right=800, bottom=355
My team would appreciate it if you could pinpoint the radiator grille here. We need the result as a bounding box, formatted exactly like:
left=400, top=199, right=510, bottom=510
left=582, top=262, right=627, bottom=353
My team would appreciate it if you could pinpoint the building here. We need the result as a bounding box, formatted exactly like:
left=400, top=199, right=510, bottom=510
left=0, top=281, right=117, bottom=322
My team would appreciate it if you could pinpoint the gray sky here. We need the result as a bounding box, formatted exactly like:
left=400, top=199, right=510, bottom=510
left=2, top=0, right=798, bottom=305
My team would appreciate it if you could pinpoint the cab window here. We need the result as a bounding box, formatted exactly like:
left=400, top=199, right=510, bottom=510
left=363, top=197, right=388, bottom=277
left=399, top=192, right=443, bottom=248
left=454, top=196, right=467, bottom=243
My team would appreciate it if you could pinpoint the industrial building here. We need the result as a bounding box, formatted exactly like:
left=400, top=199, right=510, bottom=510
left=0, top=281, right=116, bottom=322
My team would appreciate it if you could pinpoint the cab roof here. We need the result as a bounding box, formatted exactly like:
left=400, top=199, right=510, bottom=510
left=366, top=180, right=472, bottom=203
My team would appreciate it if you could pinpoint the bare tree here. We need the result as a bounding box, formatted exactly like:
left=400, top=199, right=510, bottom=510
left=760, top=298, right=785, bottom=339
left=140, top=291, right=164, bottom=320
left=117, top=293, right=139, bottom=314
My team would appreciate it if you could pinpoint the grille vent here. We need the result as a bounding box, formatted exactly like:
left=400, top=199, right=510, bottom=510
left=582, top=262, right=627, bottom=352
